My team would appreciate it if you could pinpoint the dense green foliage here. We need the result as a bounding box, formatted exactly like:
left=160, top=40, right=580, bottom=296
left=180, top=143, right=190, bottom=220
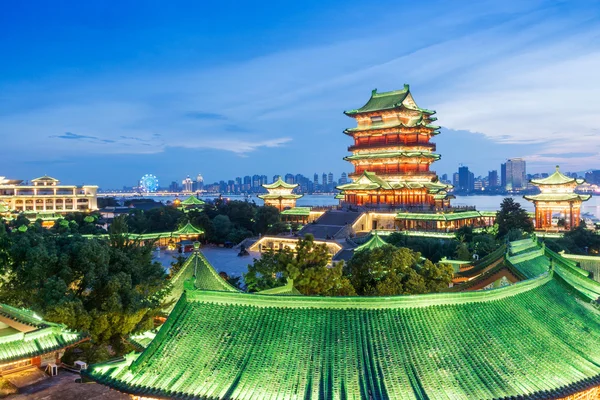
left=496, top=197, right=534, bottom=238
left=245, top=236, right=452, bottom=297
left=345, top=245, right=453, bottom=296
left=545, top=223, right=600, bottom=255
left=0, top=217, right=170, bottom=357
left=245, top=235, right=355, bottom=296
left=122, top=200, right=286, bottom=244
left=385, top=228, right=499, bottom=263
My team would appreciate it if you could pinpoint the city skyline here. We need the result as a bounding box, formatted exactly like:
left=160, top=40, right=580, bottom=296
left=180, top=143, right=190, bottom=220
left=1, top=1, right=600, bottom=188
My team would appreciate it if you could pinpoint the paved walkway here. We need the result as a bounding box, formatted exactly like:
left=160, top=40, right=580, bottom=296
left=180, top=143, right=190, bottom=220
left=200, top=245, right=260, bottom=279
left=6, top=370, right=128, bottom=400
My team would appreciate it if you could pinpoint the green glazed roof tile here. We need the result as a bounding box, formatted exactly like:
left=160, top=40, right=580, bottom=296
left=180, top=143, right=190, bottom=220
left=530, top=166, right=584, bottom=186
left=344, top=85, right=436, bottom=116
left=262, top=177, right=298, bottom=190
left=354, top=231, right=388, bottom=251
left=0, top=304, right=88, bottom=363
left=281, top=207, right=311, bottom=216
left=85, top=266, right=600, bottom=399
left=180, top=195, right=206, bottom=206
left=173, top=222, right=204, bottom=236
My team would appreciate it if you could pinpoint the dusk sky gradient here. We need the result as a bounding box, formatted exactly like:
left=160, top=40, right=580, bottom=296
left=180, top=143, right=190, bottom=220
left=1, top=0, right=599, bottom=188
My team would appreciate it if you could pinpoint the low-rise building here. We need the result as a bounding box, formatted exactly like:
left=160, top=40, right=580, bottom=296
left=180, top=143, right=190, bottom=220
left=0, top=175, right=98, bottom=214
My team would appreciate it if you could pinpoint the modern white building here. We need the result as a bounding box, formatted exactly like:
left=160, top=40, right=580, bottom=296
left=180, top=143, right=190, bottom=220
left=503, top=158, right=527, bottom=190
left=0, top=175, right=98, bottom=213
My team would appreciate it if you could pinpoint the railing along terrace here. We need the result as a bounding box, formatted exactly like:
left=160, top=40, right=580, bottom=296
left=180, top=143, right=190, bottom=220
left=344, top=203, right=476, bottom=212
left=348, top=142, right=436, bottom=152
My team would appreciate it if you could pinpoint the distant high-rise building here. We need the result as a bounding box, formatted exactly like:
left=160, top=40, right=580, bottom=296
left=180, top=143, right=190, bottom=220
left=585, top=170, right=600, bottom=184
left=488, top=170, right=498, bottom=188
left=453, top=173, right=459, bottom=187
left=273, top=175, right=280, bottom=183
left=328, top=173, right=333, bottom=186
left=314, top=173, right=319, bottom=186
left=182, top=176, right=193, bottom=192
left=458, top=166, right=474, bottom=192
left=243, top=176, right=251, bottom=191
left=169, top=181, right=179, bottom=192
left=193, top=173, right=204, bottom=192
left=501, top=163, right=507, bottom=189
left=339, top=172, right=348, bottom=185
left=260, top=175, right=268, bottom=186
left=505, top=158, right=526, bottom=190
left=322, top=173, right=327, bottom=190
left=285, top=173, right=295, bottom=184
left=252, top=174, right=261, bottom=188
left=474, top=177, right=483, bottom=191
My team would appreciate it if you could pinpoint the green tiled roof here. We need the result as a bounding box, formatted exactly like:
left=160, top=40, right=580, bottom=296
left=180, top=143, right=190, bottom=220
left=395, top=211, right=486, bottom=221
left=336, top=172, right=451, bottom=194
left=262, top=177, right=298, bottom=190
left=257, top=279, right=301, bottom=296
left=354, top=231, right=388, bottom=251
left=86, top=264, right=600, bottom=399
left=173, top=222, right=204, bottom=236
left=258, top=193, right=303, bottom=200
left=192, top=251, right=239, bottom=293
left=0, top=304, right=88, bottom=363
left=281, top=207, right=311, bottom=216
left=180, top=195, right=205, bottom=206
left=524, top=193, right=591, bottom=202
left=337, top=171, right=392, bottom=190
left=343, top=119, right=439, bottom=134
left=344, top=85, right=436, bottom=116
left=530, top=166, right=584, bottom=186
left=129, top=330, right=157, bottom=350
left=344, top=151, right=440, bottom=162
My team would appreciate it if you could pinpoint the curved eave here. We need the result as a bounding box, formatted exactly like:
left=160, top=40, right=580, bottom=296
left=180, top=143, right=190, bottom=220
left=343, top=123, right=439, bottom=134
left=344, top=152, right=441, bottom=161
left=262, top=178, right=298, bottom=190
left=524, top=194, right=591, bottom=202
left=258, top=194, right=303, bottom=200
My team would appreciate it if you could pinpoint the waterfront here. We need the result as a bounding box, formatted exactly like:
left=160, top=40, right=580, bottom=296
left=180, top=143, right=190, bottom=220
left=128, top=193, right=600, bottom=220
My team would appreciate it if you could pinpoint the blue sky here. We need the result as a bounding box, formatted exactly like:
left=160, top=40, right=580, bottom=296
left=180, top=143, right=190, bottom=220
left=1, top=0, right=599, bottom=188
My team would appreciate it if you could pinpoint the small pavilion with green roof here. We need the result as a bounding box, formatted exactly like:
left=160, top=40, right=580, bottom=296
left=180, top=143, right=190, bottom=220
left=524, top=166, right=591, bottom=230
left=0, top=303, right=88, bottom=374
left=258, top=177, right=303, bottom=211
left=354, top=231, right=388, bottom=252
left=176, top=195, right=206, bottom=212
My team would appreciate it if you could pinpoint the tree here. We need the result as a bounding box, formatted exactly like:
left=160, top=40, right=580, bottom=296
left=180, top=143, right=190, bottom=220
left=455, top=242, right=471, bottom=261
left=287, top=235, right=355, bottom=296
left=385, top=233, right=456, bottom=262
left=244, top=235, right=355, bottom=296
left=496, top=198, right=534, bottom=238
left=0, top=221, right=170, bottom=359
left=253, top=206, right=281, bottom=235
left=244, top=248, right=293, bottom=292
left=345, top=245, right=453, bottom=296
left=212, top=215, right=232, bottom=243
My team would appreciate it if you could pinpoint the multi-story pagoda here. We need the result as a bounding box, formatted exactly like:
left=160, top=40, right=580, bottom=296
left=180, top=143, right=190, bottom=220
left=337, top=85, right=452, bottom=208
left=524, top=166, right=591, bottom=230
left=258, top=177, right=302, bottom=211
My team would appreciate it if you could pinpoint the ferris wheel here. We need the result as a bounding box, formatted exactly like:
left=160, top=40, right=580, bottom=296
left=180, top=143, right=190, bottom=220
left=139, top=174, right=159, bottom=193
